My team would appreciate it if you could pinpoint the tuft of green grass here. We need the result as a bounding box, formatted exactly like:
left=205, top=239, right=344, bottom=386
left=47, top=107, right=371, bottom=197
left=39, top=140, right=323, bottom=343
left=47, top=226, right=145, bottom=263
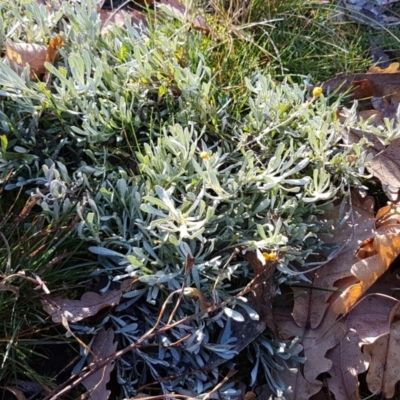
left=0, top=190, right=97, bottom=392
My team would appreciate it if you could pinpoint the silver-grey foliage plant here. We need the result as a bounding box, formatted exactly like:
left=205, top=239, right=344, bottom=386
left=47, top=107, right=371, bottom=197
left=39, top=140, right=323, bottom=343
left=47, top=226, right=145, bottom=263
left=0, top=0, right=373, bottom=398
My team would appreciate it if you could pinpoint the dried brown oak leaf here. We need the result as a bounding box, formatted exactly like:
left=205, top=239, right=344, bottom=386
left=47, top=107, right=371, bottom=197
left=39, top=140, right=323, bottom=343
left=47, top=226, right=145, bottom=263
left=274, top=196, right=400, bottom=399
left=6, top=36, right=63, bottom=80
left=155, top=0, right=210, bottom=33
left=6, top=40, right=47, bottom=79
left=341, top=124, right=400, bottom=201
left=368, top=62, right=400, bottom=74
left=275, top=307, right=345, bottom=399
left=292, top=191, right=375, bottom=330
left=41, top=279, right=131, bottom=323
left=321, top=72, right=400, bottom=103
left=325, top=294, right=400, bottom=400
left=81, top=328, right=117, bottom=400
left=98, top=8, right=148, bottom=36
left=206, top=249, right=276, bottom=370
left=364, top=316, right=400, bottom=397
left=329, top=205, right=400, bottom=316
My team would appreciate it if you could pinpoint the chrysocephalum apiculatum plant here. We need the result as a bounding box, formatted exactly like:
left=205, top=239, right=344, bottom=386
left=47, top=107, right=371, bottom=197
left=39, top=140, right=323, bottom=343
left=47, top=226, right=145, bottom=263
left=0, top=0, right=376, bottom=398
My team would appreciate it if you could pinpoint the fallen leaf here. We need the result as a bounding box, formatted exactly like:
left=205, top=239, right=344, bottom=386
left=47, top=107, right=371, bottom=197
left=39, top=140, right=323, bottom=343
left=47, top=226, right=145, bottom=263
left=325, top=294, right=400, bottom=399
left=321, top=72, right=400, bottom=103
left=356, top=109, right=384, bottom=126
left=81, top=328, right=118, bottom=400
left=204, top=249, right=275, bottom=370
left=364, top=318, right=400, bottom=398
left=368, top=62, right=400, bottom=74
left=98, top=8, right=148, bottom=36
left=156, top=0, right=210, bottom=33
left=244, top=391, right=256, bottom=400
left=6, top=39, right=47, bottom=79
left=275, top=199, right=400, bottom=398
left=275, top=307, right=344, bottom=399
left=370, top=96, right=399, bottom=122
left=330, top=211, right=400, bottom=316
left=45, top=35, right=64, bottom=63
left=369, top=47, right=392, bottom=69
left=340, top=1, right=400, bottom=28
left=41, top=279, right=132, bottom=323
left=325, top=328, right=366, bottom=400
left=293, top=192, right=375, bottom=329
left=341, top=126, right=400, bottom=201
left=254, top=384, right=275, bottom=399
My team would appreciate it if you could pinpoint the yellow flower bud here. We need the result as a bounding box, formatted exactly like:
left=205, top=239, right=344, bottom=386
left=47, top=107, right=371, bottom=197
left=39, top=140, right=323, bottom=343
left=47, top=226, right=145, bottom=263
left=200, top=151, right=210, bottom=160
left=262, top=252, right=278, bottom=262
left=312, top=86, right=323, bottom=98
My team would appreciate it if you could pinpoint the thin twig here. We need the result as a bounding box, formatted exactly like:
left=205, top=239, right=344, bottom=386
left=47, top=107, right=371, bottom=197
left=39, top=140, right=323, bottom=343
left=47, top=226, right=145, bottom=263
left=42, top=270, right=260, bottom=400
left=202, top=369, right=237, bottom=400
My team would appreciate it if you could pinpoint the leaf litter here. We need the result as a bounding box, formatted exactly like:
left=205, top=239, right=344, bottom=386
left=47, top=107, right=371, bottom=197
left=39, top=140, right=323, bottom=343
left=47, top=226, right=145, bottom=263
left=274, top=192, right=400, bottom=399
left=321, top=62, right=400, bottom=201
left=81, top=328, right=118, bottom=400
left=41, top=279, right=132, bottom=323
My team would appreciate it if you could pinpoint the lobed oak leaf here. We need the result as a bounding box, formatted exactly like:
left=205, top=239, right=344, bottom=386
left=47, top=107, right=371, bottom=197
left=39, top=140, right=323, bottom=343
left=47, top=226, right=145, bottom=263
left=322, top=72, right=400, bottom=103
left=41, top=279, right=132, bottom=323
left=275, top=307, right=346, bottom=398
left=325, top=294, right=400, bottom=400
left=325, top=329, right=366, bottom=400
left=242, top=249, right=276, bottom=330
left=364, top=318, right=400, bottom=398
left=330, top=223, right=400, bottom=316
left=81, top=328, right=118, bottom=400
left=277, top=199, right=400, bottom=398
left=292, top=192, right=375, bottom=330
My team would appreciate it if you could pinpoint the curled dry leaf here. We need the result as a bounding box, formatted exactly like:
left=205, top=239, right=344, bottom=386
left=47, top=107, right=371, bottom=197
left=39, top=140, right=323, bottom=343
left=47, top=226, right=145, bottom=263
left=6, top=39, right=47, bottom=79
left=6, top=36, right=63, bottom=81
left=41, top=279, right=132, bottom=323
left=81, top=328, right=117, bottom=400
left=45, top=35, right=64, bottom=63
left=277, top=199, right=400, bottom=398
left=368, top=62, right=400, bottom=74
left=329, top=206, right=400, bottom=316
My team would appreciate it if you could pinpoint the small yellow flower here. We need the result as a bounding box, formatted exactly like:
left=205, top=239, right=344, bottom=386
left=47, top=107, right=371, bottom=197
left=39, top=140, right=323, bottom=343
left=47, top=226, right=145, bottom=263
left=200, top=151, right=210, bottom=160
left=312, top=86, right=323, bottom=98
left=262, top=252, right=278, bottom=262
